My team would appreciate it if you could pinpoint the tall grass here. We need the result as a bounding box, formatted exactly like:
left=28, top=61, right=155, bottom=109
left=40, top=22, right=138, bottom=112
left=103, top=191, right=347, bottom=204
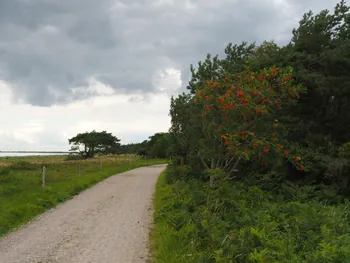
left=0, top=156, right=166, bottom=237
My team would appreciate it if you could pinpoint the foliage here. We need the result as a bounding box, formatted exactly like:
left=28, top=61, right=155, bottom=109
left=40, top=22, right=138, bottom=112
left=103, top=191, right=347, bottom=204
left=68, top=130, right=121, bottom=158
left=147, top=133, right=174, bottom=158
left=65, top=153, right=85, bottom=161
left=151, top=168, right=350, bottom=263
left=154, top=1, right=350, bottom=262
left=117, top=133, right=174, bottom=158
left=195, top=66, right=307, bottom=175
left=168, top=0, right=350, bottom=186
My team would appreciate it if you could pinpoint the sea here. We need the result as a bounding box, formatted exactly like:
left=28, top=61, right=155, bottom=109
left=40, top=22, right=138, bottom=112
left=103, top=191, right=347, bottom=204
left=0, top=152, right=68, bottom=157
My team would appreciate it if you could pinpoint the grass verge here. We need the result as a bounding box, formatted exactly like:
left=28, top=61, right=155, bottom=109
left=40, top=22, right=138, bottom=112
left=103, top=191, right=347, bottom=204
left=0, top=156, right=166, bottom=237
left=150, top=166, right=350, bottom=262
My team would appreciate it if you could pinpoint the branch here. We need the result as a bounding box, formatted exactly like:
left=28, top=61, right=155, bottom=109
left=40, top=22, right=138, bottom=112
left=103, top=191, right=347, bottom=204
left=223, top=156, right=236, bottom=169
left=200, top=154, right=209, bottom=169
left=227, top=158, right=241, bottom=178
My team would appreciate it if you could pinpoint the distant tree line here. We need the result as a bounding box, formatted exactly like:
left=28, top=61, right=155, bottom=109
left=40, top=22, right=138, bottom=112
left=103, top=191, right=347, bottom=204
left=68, top=130, right=173, bottom=159
left=118, top=132, right=174, bottom=158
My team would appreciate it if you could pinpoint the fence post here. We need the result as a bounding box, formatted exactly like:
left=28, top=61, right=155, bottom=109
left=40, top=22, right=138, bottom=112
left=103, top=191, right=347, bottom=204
left=42, top=166, right=46, bottom=188
left=100, top=158, right=102, bottom=172
left=78, top=161, right=81, bottom=176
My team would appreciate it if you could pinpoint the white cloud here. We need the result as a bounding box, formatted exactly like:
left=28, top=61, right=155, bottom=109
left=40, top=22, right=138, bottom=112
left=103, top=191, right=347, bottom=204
left=0, top=79, right=174, bottom=151
left=153, top=67, right=182, bottom=94
left=0, top=0, right=341, bottom=152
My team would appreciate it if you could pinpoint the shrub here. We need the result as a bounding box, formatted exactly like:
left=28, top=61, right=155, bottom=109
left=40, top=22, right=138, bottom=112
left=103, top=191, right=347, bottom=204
left=152, top=168, right=350, bottom=263
left=64, top=154, right=84, bottom=161
left=10, top=161, right=38, bottom=170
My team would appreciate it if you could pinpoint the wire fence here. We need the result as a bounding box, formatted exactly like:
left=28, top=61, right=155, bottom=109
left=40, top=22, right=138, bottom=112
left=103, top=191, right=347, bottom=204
left=0, top=154, right=165, bottom=188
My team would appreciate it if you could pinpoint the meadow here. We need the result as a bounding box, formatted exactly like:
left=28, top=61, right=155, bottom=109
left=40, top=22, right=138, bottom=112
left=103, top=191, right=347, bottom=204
left=0, top=154, right=166, bottom=237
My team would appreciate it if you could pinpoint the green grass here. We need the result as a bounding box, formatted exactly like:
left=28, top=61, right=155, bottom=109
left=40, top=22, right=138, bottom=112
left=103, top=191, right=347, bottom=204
left=151, top=166, right=350, bottom=263
left=0, top=155, right=166, bottom=237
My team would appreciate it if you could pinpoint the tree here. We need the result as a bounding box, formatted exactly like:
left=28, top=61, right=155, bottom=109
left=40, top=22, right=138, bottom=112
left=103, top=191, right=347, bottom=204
left=169, top=93, right=203, bottom=166
left=68, top=130, right=121, bottom=158
left=148, top=133, right=173, bottom=158
left=195, top=66, right=307, bottom=181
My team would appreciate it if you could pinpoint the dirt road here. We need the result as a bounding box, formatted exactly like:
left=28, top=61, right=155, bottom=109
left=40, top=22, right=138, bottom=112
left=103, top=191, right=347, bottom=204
left=0, top=164, right=166, bottom=263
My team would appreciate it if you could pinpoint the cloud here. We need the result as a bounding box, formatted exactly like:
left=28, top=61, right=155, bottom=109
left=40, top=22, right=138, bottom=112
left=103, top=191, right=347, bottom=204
left=0, top=0, right=340, bottom=106
left=0, top=79, right=172, bottom=150
left=0, top=0, right=341, bottom=150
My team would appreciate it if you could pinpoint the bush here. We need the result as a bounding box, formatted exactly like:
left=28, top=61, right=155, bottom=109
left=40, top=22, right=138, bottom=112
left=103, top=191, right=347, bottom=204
left=0, top=167, right=11, bottom=176
left=166, top=164, right=191, bottom=183
left=10, top=161, right=38, bottom=170
left=152, top=168, right=350, bottom=263
left=64, top=154, right=84, bottom=161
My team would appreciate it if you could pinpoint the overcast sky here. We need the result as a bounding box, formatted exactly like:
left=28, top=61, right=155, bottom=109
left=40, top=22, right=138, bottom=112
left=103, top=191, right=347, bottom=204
left=0, top=0, right=340, bottom=151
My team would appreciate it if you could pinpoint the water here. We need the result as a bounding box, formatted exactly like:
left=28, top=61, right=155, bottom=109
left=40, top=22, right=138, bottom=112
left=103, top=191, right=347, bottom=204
left=0, top=152, right=68, bottom=157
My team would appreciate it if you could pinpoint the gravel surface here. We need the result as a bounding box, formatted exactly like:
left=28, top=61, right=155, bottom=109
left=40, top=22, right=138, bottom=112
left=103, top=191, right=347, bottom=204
left=0, top=164, right=166, bottom=263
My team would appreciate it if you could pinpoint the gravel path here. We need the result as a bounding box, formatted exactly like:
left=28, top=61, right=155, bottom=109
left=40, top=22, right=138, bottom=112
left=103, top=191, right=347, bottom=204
left=0, top=164, right=166, bottom=263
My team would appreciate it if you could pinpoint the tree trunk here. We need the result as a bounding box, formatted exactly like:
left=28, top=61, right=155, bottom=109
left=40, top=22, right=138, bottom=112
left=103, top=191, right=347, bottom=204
left=211, top=158, right=215, bottom=169
left=210, top=175, right=215, bottom=188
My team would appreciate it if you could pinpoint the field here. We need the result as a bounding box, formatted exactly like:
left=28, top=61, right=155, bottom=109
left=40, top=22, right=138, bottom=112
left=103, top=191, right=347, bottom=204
left=0, top=154, right=166, bottom=237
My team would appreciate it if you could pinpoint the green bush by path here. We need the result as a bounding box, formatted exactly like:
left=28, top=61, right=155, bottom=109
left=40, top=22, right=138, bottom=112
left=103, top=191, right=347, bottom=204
left=151, top=167, right=350, bottom=263
left=0, top=157, right=166, bottom=237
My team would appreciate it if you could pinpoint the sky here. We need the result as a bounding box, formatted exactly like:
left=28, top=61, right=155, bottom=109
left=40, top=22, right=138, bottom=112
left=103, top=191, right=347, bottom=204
left=0, top=0, right=341, bottom=151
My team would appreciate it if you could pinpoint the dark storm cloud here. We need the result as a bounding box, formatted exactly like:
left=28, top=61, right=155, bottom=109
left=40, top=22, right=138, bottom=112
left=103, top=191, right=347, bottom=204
left=0, top=0, right=341, bottom=106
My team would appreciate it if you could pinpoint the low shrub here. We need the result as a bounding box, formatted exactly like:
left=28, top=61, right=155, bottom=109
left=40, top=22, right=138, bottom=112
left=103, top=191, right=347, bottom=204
left=64, top=154, right=84, bottom=161
left=151, top=168, right=350, bottom=263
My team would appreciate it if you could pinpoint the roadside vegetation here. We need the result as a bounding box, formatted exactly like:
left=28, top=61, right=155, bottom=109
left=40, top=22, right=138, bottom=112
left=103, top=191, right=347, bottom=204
left=0, top=155, right=165, bottom=237
left=152, top=166, right=350, bottom=263
left=151, top=2, right=350, bottom=262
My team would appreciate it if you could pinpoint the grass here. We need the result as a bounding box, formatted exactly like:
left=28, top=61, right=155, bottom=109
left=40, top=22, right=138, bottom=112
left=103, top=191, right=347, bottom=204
left=0, top=154, right=166, bottom=237
left=150, top=166, right=350, bottom=263
left=150, top=169, right=193, bottom=263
